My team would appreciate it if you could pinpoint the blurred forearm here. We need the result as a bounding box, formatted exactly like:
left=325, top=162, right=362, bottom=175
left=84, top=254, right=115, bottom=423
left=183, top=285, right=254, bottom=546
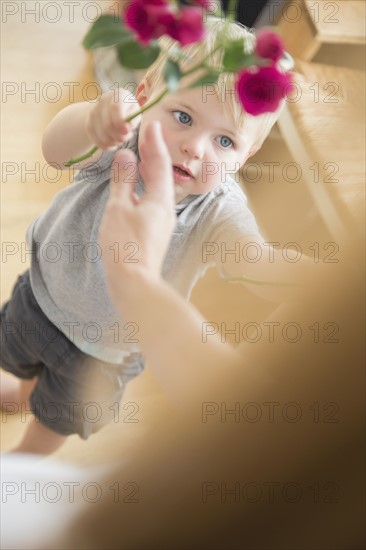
left=111, top=270, right=240, bottom=400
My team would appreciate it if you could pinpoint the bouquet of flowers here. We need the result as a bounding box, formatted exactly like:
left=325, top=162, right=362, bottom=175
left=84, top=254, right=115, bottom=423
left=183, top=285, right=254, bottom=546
left=66, top=0, right=293, bottom=166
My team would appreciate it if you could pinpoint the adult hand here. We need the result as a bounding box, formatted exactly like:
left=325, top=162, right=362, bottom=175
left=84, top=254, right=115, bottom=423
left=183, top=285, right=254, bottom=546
left=99, top=120, right=176, bottom=303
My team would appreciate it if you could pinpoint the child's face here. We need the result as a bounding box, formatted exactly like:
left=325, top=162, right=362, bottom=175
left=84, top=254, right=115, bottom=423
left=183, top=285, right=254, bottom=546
left=137, top=78, right=258, bottom=202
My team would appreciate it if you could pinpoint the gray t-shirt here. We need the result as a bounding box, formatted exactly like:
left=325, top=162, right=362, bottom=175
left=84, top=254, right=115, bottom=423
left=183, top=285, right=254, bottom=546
left=26, top=129, right=262, bottom=363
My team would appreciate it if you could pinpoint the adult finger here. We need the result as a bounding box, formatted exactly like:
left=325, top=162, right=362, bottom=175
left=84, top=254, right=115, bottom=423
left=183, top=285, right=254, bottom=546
left=139, top=121, right=174, bottom=205
left=110, top=149, right=138, bottom=202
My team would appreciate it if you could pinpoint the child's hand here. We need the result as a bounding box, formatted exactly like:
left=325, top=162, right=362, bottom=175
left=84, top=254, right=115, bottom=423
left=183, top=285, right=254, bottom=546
left=85, top=89, right=141, bottom=151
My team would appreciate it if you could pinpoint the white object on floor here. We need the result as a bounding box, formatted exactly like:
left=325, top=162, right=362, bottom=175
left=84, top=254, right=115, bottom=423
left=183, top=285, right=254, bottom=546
left=0, top=453, right=108, bottom=550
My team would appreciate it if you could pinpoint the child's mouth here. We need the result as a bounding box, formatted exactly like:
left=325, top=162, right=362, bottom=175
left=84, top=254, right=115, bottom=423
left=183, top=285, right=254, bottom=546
left=173, top=165, right=193, bottom=183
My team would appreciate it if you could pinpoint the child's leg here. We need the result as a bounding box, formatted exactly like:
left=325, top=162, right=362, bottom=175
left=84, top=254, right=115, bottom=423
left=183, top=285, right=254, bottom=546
left=1, top=372, right=66, bottom=455
left=1, top=272, right=69, bottom=455
left=1, top=372, right=68, bottom=455
left=11, top=416, right=67, bottom=455
left=1, top=370, right=38, bottom=410
left=19, top=377, right=38, bottom=405
left=0, top=370, right=21, bottom=410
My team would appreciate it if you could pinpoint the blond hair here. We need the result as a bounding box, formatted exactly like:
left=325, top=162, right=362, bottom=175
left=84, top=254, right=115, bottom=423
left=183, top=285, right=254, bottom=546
left=143, top=17, right=287, bottom=152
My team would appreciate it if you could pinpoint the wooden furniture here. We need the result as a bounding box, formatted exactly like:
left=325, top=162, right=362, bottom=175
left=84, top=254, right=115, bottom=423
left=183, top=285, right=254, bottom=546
left=277, top=59, right=365, bottom=241
left=277, top=0, right=366, bottom=61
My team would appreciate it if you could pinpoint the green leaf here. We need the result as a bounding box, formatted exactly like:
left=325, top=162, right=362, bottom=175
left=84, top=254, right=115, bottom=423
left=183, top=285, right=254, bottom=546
left=238, top=54, right=267, bottom=68
left=190, top=71, right=220, bottom=89
left=83, top=14, right=134, bottom=50
left=164, top=59, right=182, bottom=92
left=116, top=40, right=161, bottom=69
left=222, top=39, right=258, bottom=71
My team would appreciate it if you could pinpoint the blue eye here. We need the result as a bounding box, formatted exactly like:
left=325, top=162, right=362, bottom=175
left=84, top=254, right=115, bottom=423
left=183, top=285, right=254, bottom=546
left=173, top=111, right=191, bottom=125
left=218, top=135, right=233, bottom=148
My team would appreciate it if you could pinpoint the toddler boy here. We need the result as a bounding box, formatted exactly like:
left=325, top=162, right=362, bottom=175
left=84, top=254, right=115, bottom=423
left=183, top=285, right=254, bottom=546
left=0, top=19, right=305, bottom=454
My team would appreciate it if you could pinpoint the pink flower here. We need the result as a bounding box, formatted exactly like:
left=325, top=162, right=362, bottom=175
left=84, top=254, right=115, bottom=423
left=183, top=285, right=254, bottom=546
left=166, top=7, right=206, bottom=46
left=124, top=0, right=174, bottom=44
left=190, top=0, right=211, bottom=7
left=255, top=28, right=285, bottom=63
left=235, top=66, right=294, bottom=116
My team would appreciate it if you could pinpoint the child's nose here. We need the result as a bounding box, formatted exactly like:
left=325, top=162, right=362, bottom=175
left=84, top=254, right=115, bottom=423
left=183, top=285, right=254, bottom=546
left=181, top=135, right=205, bottom=159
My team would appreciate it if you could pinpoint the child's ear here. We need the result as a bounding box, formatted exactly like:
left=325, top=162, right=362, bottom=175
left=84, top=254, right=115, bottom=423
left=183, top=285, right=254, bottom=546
left=242, top=147, right=257, bottom=165
left=136, top=79, right=151, bottom=107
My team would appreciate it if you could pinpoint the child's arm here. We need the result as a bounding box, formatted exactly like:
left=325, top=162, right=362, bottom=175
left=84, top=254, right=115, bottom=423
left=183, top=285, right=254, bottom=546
left=42, top=89, right=141, bottom=169
left=216, top=234, right=314, bottom=303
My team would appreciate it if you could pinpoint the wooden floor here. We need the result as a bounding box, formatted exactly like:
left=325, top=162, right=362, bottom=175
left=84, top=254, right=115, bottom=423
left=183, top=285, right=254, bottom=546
left=1, top=1, right=328, bottom=464
left=1, top=0, right=151, bottom=463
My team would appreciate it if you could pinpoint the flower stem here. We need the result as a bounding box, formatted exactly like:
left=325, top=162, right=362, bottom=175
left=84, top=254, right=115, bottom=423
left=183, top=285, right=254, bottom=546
left=224, top=275, right=302, bottom=287
left=125, top=86, right=169, bottom=121
left=64, top=146, right=99, bottom=167
left=65, top=87, right=170, bottom=167
left=226, top=0, right=238, bottom=21
left=65, top=45, right=222, bottom=167
left=180, top=44, right=222, bottom=77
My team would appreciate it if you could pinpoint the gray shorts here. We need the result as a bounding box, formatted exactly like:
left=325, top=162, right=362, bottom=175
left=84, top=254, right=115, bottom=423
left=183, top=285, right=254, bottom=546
left=0, top=271, right=144, bottom=439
